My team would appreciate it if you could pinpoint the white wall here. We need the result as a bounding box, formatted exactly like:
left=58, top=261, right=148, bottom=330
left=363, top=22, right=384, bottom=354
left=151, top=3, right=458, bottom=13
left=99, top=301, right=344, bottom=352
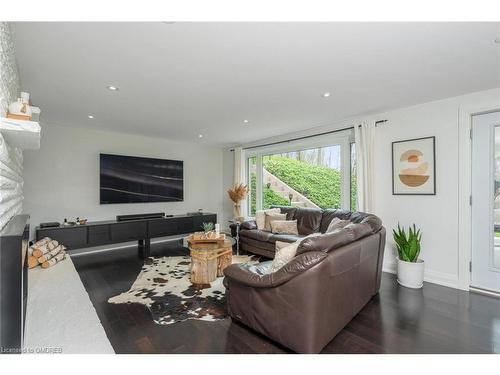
left=226, top=87, right=500, bottom=290
left=0, top=22, right=23, bottom=230
left=22, top=123, right=225, bottom=238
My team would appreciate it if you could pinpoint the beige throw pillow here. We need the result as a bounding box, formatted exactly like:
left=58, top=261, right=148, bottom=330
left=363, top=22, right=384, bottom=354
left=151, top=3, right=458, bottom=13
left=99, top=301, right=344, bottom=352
left=255, top=208, right=280, bottom=230
left=264, top=213, right=287, bottom=232
left=275, top=240, right=291, bottom=251
left=271, top=241, right=300, bottom=273
left=271, top=232, right=322, bottom=272
left=270, top=219, right=299, bottom=235
left=326, top=217, right=351, bottom=233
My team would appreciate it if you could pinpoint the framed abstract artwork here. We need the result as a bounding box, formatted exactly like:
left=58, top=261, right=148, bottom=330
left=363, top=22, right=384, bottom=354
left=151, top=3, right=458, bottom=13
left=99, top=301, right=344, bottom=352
left=392, top=136, right=436, bottom=195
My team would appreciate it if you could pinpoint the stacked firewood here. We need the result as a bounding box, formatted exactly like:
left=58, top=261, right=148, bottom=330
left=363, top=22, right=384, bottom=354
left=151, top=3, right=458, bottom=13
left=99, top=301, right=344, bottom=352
left=27, top=237, right=67, bottom=269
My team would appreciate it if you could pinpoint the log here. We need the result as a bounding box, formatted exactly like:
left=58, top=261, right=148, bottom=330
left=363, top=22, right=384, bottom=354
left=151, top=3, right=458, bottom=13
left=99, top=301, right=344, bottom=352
left=217, top=248, right=232, bottom=277
left=190, top=252, right=218, bottom=284
left=28, top=255, right=39, bottom=269
left=37, top=244, right=65, bottom=263
left=30, top=237, right=52, bottom=257
left=42, top=251, right=66, bottom=269
left=32, top=239, right=59, bottom=258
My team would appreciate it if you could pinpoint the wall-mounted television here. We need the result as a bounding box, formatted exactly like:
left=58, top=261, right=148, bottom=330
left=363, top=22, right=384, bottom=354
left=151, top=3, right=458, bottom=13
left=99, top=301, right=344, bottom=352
left=99, top=153, right=184, bottom=204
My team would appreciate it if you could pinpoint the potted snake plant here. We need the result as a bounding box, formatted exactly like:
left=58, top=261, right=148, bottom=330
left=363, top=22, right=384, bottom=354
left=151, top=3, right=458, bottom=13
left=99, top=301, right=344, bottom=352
left=393, top=224, right=424, bottom=289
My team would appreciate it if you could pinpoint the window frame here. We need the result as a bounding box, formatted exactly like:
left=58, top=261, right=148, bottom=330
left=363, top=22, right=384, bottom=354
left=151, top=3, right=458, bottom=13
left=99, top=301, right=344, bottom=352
left=245, top=130, right=355, bottom=214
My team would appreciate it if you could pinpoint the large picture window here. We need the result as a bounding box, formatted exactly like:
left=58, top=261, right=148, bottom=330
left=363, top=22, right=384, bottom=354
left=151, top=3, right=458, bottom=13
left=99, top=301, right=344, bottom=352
left=246, top=131, right=356, bottom=215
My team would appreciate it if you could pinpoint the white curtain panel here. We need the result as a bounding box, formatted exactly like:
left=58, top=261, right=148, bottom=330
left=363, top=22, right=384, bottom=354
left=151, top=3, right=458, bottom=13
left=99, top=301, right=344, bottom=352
left=233, top=147, right=247, bottom=218
left=354, top=120, right=376, bottom=213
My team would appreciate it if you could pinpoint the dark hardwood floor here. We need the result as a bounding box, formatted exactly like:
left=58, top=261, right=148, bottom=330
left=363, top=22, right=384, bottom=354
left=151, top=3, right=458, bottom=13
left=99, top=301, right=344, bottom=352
left=72, top=241, right=500, bottom=354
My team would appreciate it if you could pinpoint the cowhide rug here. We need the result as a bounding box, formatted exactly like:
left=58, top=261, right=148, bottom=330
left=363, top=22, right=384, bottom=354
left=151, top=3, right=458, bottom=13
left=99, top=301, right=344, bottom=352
left=108, top=255, right=258, bottom=325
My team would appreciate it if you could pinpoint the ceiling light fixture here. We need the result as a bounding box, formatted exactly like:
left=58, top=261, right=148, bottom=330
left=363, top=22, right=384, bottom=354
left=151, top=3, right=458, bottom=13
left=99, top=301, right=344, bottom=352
left=243, top=119, right=249, bottom=124
left=322, top=92, right=331, bottom=98
left=88, top=115, right=94, bottom=119
left=107, top=85, right=119, bottom=91
left=198, top=134, right=203, bottom=138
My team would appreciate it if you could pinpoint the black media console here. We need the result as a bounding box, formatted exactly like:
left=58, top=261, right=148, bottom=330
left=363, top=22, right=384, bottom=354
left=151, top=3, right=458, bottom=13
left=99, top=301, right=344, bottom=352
left=35, top=213, right=216, bottom=258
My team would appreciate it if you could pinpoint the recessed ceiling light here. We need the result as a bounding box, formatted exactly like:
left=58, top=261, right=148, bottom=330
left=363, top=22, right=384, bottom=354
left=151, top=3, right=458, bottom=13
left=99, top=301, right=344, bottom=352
left=322, top=92, right=331, bottom=98
left=107, top=85, right=119, bottom=91
left=198, top=134, right=203, bottom=138
left=88, top=115, right=94, bottom=119
left=243, top=119, right=249, bottom=124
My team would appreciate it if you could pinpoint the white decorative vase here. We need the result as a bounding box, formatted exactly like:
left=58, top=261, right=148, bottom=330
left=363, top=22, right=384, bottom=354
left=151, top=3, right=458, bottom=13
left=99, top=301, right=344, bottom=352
left=397, top=258, right=424, bottom=289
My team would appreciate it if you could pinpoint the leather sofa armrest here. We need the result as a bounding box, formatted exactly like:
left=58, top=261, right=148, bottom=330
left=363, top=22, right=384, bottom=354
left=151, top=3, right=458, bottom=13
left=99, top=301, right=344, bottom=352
left=223, top=251, right=327, bottom=288
left=240, top=220, right=257, bottom=230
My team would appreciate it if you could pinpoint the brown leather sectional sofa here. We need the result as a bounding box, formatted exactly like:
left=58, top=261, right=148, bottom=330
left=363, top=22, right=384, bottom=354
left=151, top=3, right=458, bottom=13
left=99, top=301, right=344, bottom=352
left=224, top=206, right=386, bottom=353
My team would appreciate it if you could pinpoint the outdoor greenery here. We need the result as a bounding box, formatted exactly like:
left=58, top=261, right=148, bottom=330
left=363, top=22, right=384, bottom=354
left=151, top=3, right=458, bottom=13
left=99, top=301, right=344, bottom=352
left=392, top=224, right=422, bottom=263
left=250, top=172, right=289, bottom=214
left=263, top=156, right=342, bottom=209
left=249, top=155, right=358, bottom=213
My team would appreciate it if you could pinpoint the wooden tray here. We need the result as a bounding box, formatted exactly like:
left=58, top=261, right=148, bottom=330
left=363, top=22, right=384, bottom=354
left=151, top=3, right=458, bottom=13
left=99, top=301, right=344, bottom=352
left=187, top=232, right=226, bottom=245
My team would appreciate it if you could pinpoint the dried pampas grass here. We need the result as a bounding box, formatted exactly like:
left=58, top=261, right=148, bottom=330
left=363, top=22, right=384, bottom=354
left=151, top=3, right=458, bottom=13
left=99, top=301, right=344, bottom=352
left=227, top=183, right=248, bottom=203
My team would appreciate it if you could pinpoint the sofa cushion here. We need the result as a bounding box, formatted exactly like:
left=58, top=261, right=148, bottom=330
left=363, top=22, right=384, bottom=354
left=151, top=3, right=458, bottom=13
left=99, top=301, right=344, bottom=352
left=255, top=208, right=280, bottom=230
left=320, top=209, right=383, bottom=234
left=267, top=233, right=303, bottom=244
left=325, top=218, right=351, bottom=233
left=271, top=205, right=297, bottom=220
left=320, top=209, right=353, bottom=233
left=294, top=207, right=322, bottom=235
left=270, top=219, right=299, bottom=235
left=296, top=222, right=375, bottom=255
left=239, top=229, right=274, bottom=242
left=264, top=213, right=287, bottom=231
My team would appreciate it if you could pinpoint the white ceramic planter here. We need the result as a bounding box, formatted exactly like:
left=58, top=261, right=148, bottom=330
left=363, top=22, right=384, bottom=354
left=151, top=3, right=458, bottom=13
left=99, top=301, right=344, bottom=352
left=397, top=258, right=424, bottom=289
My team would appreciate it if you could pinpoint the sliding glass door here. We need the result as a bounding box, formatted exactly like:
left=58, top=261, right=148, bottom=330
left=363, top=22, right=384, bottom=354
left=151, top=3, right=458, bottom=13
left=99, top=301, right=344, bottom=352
left=246, top=131, right=355, bottom=216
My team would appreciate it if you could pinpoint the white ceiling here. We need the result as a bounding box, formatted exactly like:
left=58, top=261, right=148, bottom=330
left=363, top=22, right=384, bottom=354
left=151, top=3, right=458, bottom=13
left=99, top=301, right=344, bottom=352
left=11, top=22, right=500, bottom=146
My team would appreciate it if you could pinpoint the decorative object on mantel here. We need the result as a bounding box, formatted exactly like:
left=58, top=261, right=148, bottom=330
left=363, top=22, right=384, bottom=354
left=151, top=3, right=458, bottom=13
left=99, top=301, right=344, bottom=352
left=392, top=136, right=436, bottom=195
left=227, top=183, right=248, bottom=222
left=393, top=223, right=424, bottom=289
left=7, top=92, right=33, bottom=120
left=76, top=217, right=87, bottom=225
left=108, top=255, right=258, bottom=325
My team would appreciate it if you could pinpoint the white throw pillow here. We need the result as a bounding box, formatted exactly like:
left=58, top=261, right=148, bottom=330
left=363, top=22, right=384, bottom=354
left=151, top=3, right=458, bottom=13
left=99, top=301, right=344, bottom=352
left=255, top=208, right=281, bottom=230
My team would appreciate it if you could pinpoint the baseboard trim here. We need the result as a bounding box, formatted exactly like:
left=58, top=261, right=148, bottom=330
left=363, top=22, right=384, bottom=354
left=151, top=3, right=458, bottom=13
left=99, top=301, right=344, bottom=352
left=469, top=286, right=500, bottom=299
left=383, top=262, right=460, bottom=290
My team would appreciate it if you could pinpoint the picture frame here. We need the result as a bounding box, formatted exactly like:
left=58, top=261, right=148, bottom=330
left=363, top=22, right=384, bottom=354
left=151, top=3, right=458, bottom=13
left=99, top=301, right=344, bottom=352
left=392, top=136, right=436, bottom=195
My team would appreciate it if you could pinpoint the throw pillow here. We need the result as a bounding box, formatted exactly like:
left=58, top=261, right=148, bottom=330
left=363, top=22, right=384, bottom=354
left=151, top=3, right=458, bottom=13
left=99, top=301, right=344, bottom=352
left=275, top=240, right=291, bottom=251
left=271, top=232, right=322, bottom=272
left=271, top=241, right=300, bottom=273
left=255, top=208, right=281, bottom=230
left=326, top=217, right=351, bottom=233
left=264, top=213, right=287, bottom=232
left=270, top=219, right=299, bottom=235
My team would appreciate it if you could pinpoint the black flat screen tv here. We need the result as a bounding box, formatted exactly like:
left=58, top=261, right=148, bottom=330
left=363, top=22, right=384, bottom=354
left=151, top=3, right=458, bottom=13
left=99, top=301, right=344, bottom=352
left=99, top=153, right=184, bottom=204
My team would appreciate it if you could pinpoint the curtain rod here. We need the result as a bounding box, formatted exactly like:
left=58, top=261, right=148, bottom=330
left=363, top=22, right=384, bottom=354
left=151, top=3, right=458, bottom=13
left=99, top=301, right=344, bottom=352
left=230, top=119, right=388, bottom=151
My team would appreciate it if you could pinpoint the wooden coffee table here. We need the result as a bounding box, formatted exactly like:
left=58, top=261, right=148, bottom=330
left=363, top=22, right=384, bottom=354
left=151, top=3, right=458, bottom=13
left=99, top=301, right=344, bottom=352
left=186, top=236, right=235, bottom=285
